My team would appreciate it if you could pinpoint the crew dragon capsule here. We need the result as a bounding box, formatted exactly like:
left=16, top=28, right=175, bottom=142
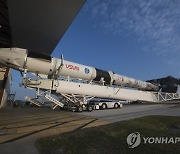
left=0, top=48, right=159, bottom=91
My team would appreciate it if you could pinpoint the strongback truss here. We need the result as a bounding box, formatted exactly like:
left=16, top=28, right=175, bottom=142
left=22, top=77, right=180, bottom=109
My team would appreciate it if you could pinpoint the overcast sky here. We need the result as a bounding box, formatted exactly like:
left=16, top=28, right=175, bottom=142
left=12, top=0, right=180, bottom=99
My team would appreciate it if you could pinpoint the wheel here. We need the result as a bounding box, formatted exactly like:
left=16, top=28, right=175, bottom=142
left=82, top=104, right=86, bottom=110
left=87, top=105, right=93, bottom=112
left=114, top=103, right=119, bottom=109
left=77, top=106, right=83, bottom=112
left=102, top=103, right=107, bottom=110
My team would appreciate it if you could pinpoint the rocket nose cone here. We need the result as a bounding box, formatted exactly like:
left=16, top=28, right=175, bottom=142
left=0, top=49, right=9, bottom=65
left=0, top=48, right=6, bottom=57
left=0, top=48, right=27, bottom=70
left=0, top=48, right=19, bottom=68
left=0, top=48, right=12, bottom=56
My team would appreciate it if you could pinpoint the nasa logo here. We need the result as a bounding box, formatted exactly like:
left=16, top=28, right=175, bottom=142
left=65, top=64, right=79, bottom=71
left=84, top=68, right=90, bottom=74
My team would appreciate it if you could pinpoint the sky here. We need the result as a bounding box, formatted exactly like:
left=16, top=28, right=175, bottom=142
left=11, top=0, right=180, bottom=100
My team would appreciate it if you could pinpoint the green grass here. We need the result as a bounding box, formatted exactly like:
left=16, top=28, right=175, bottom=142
left=36, top=116, right=180, bottom=154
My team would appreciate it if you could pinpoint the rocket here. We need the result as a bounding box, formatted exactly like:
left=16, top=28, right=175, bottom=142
left=0, top=48, right=159, bottom=91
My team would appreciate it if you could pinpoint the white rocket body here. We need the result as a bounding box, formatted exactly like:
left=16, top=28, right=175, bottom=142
left=0, top=48, right=158, bottom=91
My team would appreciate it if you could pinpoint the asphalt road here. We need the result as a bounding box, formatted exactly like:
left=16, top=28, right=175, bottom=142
left=79, top=103, right=180, bottom=122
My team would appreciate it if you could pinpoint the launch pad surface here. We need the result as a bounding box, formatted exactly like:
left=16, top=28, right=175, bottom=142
left=79, top=103, right=180, bottom=122
left=0, top=103, right=180, bottom=154
left=0, top=108, right=107, bottom=154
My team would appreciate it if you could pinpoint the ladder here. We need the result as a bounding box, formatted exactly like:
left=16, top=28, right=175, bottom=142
left=44, top=94, right=64, bottom=110
left=25, top=96, right=42, bottom=107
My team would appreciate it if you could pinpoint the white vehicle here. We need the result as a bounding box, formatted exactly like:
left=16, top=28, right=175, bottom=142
left=90, top=100, right=123, bottom=110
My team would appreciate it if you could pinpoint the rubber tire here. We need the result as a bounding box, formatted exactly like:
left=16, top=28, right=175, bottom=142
left=114, top=103, right=119, bottom=109
left=102, top=103, right=107, bottom=110
left=87, top=105, right=93, bottom=112
left=77, top=106, right=83, bottom=112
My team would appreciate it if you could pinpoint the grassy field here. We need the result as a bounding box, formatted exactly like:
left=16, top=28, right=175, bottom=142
left=36, top=116, right=180, bottom=154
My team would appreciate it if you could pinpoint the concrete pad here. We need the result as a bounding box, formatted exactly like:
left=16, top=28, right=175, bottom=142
left=0, top=107, right=107, bottom=154
left=79, top=103, right=180, bottom=122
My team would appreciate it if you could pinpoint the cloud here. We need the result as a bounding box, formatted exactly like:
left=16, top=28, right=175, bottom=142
left=84, top=0, right=180, bottom=57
